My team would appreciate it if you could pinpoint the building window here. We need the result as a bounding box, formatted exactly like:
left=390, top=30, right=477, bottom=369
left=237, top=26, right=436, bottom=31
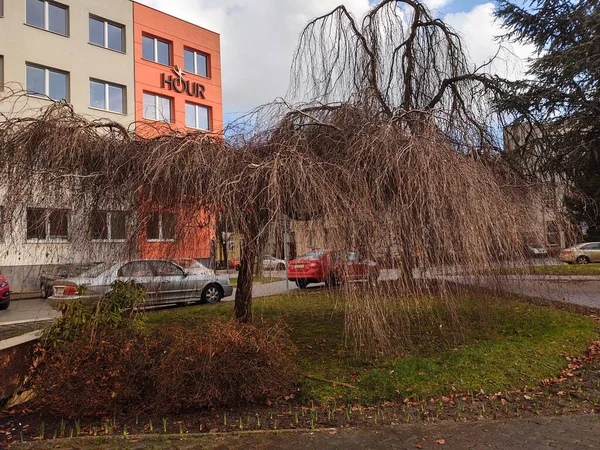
left=90, top=79, right=125, bottom=113
left=26, top=63, right=68, bottom=101
left=89, top=16, right=124, bottom=52
left=26, top=208, right=69, bottom=241
left=142, top=35, right=171, bottom=66
left=143, top=93, right=172, bottom=122
left=91, top=210, right=126, bottom=241
left=147, top=212, right=176, bottom=241
left=26, top=0, right=68, bottom=36
left=0, top=0, right=4, bottom=17
left=185, top=102, right=211, bottom=130
left=184, top=48, right=209, bottom=78
left=0, top=56, right=3, bottom=91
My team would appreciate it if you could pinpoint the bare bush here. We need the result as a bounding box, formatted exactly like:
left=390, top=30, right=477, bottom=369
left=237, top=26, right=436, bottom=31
left=151, top=322, right=298, bottom=412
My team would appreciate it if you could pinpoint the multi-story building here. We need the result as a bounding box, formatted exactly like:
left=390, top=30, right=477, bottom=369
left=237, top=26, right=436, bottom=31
left=0, top=0, right=222, bottom=290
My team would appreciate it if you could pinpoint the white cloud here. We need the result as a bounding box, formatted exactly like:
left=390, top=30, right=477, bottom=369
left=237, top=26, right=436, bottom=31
left=137, top=0, right=370, bottom=121
left=443, top=3, right=535, bottom=80
left=137, top=1, right=533, bottom=120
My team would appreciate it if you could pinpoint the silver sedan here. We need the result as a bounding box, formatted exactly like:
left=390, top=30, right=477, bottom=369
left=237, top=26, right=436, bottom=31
left=49, top=259, right=233, bottom=307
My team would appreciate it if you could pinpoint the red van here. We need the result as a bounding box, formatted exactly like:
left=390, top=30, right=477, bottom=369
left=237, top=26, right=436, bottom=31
left=287, top=250, right=380, bottom=289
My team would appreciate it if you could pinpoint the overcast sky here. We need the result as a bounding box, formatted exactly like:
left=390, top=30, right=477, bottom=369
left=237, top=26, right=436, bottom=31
left=136, top=0, right=533, bottom=123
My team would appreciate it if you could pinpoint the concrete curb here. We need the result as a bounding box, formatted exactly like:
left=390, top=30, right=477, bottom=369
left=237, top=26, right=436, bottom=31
left=8, top=427, right=339, bottom=449
left=10, top=292, right=40, bottom=301
left=0, top=330, right=42, bottom=351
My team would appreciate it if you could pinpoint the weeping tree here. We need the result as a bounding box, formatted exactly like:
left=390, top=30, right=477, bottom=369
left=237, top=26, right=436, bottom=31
left=0, top=1, right=549, bottom=352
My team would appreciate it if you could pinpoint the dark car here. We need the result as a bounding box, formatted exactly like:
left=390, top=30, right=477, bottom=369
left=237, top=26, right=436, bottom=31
left=0, top=275, right=10, bottom=310
left=40, top=263, right=101, bottom=298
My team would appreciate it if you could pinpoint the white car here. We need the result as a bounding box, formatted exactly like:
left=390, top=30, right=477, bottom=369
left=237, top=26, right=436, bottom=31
left=262, top=255, right=287, bottom=271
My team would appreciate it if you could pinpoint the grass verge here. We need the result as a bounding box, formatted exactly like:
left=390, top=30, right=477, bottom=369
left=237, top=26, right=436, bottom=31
left=497, top=264, right=600, bottom=276
left=147, top=291, right=598, bottom=405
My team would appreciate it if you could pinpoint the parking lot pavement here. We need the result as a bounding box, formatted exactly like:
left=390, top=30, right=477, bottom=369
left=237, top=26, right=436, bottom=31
left=0, top=298, right=60, bottom=326
left=497, top=278, right=600, bottom=309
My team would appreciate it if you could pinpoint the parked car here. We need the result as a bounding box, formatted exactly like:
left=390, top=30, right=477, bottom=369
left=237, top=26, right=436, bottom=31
left=49, top=259, right=233, bottom=307
left=0, top=275, right=10, bottom=310
left=560, top=242, right=600, bottom=264
left=230, top=255, right=287, bottom=271
left=287, top=249, right=380, bottom=289
left=262, top=255, right=287, bottom=271
left=525, top=243, right=548, bottom=258
left=173, top=258, right=215, bottom=276
left=40, top=263, right=101, bottom=299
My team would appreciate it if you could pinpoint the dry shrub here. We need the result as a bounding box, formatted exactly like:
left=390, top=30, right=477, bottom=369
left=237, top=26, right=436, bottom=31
left=34, top=328, right=153, bottom=418
left=33, top=322, right=298, bottom=417
left=150, top=322, right=298, bottom=413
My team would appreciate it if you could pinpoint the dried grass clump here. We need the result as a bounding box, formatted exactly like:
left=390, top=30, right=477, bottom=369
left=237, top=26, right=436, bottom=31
left=33, top=322, right=298, bottom=417
left=151, top=322, right=298, bottom=412
left=34, top=327, right=153, bottom=417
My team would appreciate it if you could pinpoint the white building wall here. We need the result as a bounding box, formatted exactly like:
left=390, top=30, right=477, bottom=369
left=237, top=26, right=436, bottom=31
left=0, top=0, right=135, bottom=126
left=0, top=0, right=137, bottom=290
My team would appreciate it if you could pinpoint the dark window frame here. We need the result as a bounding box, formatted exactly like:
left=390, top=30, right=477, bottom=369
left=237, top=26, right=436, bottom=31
left=88, top=15, right=125, bottom=53
left=25, top=0, right=69, bottom=37
left=89, top=78, right=126, bottom=114
left=143, top=92, right=173, bottom=123
left=26, top=62, right=69, bottom=101
left=185, top=101, right=211, bottom=131
left=91, top=210, right=127, bottom=242
left=26, top=207, right=69, bottom=242
left=183, top=47, right=210, bottom=78
left=141, top=33, right=172, bottom=66
left=147, top=212, right=177, bottom=242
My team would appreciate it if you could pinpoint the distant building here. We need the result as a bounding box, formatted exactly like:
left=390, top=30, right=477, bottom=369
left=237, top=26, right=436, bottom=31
left=503, top=122, right=567, bottom=251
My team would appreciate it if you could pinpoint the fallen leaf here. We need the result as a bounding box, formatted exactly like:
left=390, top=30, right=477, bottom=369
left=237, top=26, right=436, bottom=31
left=523, top=395, right=532, bottom=400
left=435, top=438, right=446, bottom=445
left=416, top=443, right=423, bottom=449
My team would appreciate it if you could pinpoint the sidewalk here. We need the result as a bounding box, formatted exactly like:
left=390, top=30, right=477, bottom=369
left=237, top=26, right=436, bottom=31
left=7, top=414, right=600, bottom=449
left=0, top=298, right=60, bottom=326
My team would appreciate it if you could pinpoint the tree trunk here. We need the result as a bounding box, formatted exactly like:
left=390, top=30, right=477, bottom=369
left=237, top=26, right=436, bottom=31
left=234, top=240, right=256, bottom=323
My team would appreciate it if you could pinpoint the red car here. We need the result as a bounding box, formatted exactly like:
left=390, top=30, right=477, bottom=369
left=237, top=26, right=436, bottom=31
left=287, top=250, right=380, bottom=289
left=0, top=275, right=10, bottom=310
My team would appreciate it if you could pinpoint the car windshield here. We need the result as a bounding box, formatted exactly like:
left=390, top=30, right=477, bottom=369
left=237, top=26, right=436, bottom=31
left=527, top=244, right=545, bottom=249
left=78, top=262, right=114, bottom=278
left=298, top=250, right=326, bottom=260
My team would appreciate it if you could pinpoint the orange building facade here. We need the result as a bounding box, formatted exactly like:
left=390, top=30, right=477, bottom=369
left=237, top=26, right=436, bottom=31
left=133, top=2, right=222, bottom=262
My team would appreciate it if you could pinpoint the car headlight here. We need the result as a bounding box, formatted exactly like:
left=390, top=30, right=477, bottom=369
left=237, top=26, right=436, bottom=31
left=0, top=282, right=7, bottom=288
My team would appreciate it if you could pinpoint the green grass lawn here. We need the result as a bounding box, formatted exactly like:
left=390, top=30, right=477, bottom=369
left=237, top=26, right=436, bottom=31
left=500, top=264, right=600, bottom=276
left=147, top=292, right=598, bottom=405
left=228, top=276, right=282, bottom=287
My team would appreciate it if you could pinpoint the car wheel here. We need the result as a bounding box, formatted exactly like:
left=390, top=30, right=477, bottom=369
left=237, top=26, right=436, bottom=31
left=325, top=272, right=339, bottom=287
left=576, top=256, right=590, bottom=265
left=0, top=300, right=9, bottom=310
left=296, top=279, right=309, bottom=289
left=202, top=284, right=223, bottom=304
left=235, top=264, right=241, bottom=271
left=276, top=263, right=286, bottom=271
